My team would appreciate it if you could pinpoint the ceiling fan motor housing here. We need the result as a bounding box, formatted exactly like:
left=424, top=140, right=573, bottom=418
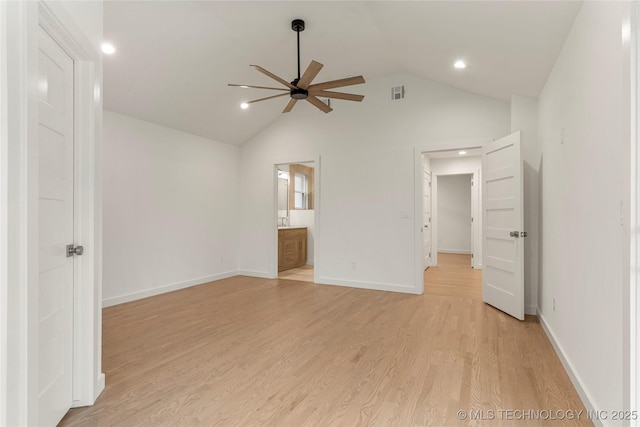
left=290, top=88, right=308, bottom=100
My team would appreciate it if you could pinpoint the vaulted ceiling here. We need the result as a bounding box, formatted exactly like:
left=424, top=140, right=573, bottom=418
left=103, top=1, right=582, bottom=145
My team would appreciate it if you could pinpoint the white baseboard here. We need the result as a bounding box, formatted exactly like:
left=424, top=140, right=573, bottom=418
left=318, top=276, right=421, bottom=295
left=102, top=271, right=238, bottom=307
left=73, top=372, right=105, bottom=408
left=525, top=304, right=537, bottom=315
left=237, top=270, right=274, bottom=279
left=438, top=249, right=472, bottom=255
left=94, top=373, right=105, bottom=402
left=537, top=310, right=602, bottom=427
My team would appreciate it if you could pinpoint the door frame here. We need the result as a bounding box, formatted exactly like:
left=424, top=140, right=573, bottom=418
left=413, top=139, right=489, bottom=293
left=271, top=155, right=321, bottom=283
left=422, top=168, right=432, bottom=269
left=630, top=0, right=639, bottom=421
left=0, top=1, right=103, bottom=424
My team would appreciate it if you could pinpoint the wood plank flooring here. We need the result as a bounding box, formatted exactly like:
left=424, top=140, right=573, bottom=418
left=60, top=253, right=590, bottom=426
left=278, top=265, right=314, bottom=282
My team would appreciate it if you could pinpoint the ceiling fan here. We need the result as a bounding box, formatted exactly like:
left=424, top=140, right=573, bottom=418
left=228, top=19, right=365, bottom=114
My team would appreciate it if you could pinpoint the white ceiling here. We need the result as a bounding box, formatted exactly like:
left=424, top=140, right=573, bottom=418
left=426, top=148, right=482, bottom=159
left=103, top=1, right=582, bottom=146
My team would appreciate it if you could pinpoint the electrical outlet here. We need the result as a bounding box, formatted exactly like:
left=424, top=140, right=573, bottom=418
left=553, top=298, right=556, bottom=312
left=220, top=256, right=224, bottom=264
left=560, top=128, right=565, bottom=144
left=351, top=262, right=356, bottom=270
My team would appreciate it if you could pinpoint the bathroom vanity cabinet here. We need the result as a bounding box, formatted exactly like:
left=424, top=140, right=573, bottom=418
left=278, top=227, right=307, bottom=272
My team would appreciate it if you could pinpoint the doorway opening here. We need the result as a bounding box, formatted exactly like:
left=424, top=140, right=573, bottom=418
left=422, top=148, right=482, bottom=271
left=414, top=141, right=486, bottom=294
left=275, top=162, right=316, bottom=283
left=415, top=133, right=525, bottom=320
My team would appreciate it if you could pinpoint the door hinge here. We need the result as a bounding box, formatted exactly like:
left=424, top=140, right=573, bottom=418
left=429, top=252, right=431, bottom=257
left=509, top=231, right=528, bottom=238
left=471, top=217, right=474, bottom=222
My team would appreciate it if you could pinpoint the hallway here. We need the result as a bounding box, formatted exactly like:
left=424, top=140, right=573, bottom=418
left=425, top=253, right=481, bottom=299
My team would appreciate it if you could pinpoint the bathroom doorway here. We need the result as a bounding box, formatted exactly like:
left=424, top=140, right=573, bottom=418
left=275, top=162, right=316, bottom=282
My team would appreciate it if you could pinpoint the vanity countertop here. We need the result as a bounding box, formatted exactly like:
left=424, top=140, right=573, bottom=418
left=277, top=226, right=307, bottom=230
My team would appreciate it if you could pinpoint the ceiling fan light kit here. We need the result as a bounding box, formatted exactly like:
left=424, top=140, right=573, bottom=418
left=229, top=19, right=365, bottom=113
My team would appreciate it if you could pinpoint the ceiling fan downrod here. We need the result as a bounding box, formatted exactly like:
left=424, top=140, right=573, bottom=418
left=292, top=19, right=305, bottom=84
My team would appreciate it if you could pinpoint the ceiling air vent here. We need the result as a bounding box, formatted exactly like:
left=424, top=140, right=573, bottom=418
left=391, top=85, right=405, bottom=101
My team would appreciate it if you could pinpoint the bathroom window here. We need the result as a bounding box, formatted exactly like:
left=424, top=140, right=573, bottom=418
left=294, top=173, right=308, bottom=209
left=289, top=163, right=314, bottom=210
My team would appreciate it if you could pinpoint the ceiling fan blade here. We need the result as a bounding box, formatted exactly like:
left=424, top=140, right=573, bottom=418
left=297, top=60, right=324, bottom=89
left=246, top=93, right=289, bottom=105
left=283, top=98, right=297, bottom=113
left=228, top=84, right=288, bottom=91
left=308, top=75, right=366, bottom=91
left=306, top=95, right=333, bottom=113
left=309, top=90, right=364, bottom=102
left=250, top=65, right=296, bottom=89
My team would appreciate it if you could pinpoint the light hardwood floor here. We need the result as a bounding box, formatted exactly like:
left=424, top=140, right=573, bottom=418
left=60, top=253, right=590, bottom=426
left=278, top=265, right=314, bottom=282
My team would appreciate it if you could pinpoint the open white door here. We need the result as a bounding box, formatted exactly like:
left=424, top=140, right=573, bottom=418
left=423, top=170, right=432, bottom=269
left=38, top=27, right=75, bottom=425
left=482, top=132, right=524, bottom=320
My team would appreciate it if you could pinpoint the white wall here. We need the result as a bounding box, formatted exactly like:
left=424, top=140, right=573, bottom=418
left=239, top=73, right=510, bottom=293
left=437, top=174, right=472, bottom=253
left=102, top=111, right=240, bottom=306
left=57, top=0, right=103, bottom=51
left=431, top=155, right=482, bottom=176
left=537, top=1, right=631, bottom=422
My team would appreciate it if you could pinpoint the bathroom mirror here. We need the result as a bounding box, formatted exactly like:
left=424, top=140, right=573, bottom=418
left=277, top=177, right=289, bottom=214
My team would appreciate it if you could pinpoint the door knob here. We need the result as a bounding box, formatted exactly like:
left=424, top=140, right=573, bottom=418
left=66, top=244, right=84, bottom=257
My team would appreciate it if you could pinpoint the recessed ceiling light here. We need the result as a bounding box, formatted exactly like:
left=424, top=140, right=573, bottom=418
left=458, top=150, right=467, bottom=155
left=454, top=60, right=466, bottom=69
left=101, top=42, right=116, bottom=55
left=240, top=102, right=249, bottom=109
